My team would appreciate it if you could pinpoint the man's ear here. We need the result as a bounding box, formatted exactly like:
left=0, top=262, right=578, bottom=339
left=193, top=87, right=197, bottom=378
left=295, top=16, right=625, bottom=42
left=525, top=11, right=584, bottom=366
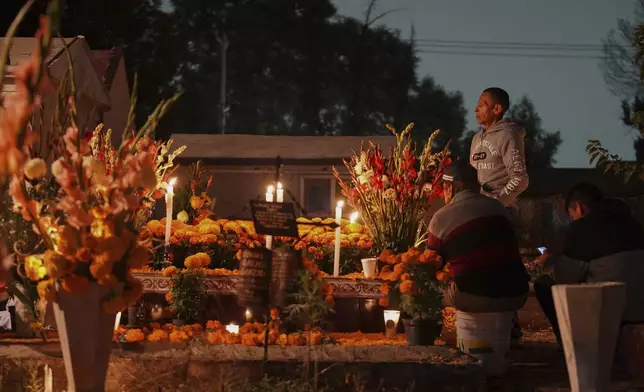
left=493, top=103, right=503, bottom=116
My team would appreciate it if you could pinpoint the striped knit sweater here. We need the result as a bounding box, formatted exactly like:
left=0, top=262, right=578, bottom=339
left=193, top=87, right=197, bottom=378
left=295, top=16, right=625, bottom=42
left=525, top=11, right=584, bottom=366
left=428, top=190, right=529, bottom=298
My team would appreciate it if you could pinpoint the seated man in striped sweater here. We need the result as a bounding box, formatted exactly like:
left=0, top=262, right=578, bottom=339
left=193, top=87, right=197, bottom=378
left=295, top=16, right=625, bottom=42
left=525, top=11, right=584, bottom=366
left=428, top=160, right=529, bottom=314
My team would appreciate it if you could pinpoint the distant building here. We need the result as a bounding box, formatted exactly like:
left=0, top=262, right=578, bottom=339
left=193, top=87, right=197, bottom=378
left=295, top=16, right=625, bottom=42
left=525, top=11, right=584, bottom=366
left=169, top=133, right=397, bottom=218
left=0, top=37, right=130, bottom=157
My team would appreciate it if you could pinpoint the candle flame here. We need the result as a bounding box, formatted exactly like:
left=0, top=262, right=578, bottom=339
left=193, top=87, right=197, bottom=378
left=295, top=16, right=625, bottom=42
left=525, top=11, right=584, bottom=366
left=225, top=323, right=239, bottom=334
left=337, top=200, right=344, bottom=208
left=168, top=177, right=177, bottom=187
left=245, top=308, right=252, bottom=320
left=277, top=182, right=283, bottom=190
left=349, top=211, right=359, bottom=223
left=267, top=185, right=275, bottom=194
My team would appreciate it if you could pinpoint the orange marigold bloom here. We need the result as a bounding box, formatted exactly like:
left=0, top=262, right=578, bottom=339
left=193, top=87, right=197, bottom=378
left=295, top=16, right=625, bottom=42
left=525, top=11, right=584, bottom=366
left=378, top=297, right=389, bottom=307
left=169, top=330, right=190, bottom=343
left=435, top=271, right=449, bottom=283
left=393, top=263, right=405, bottom=275
left=162, top=266, right=178, bottom=278
left=60, top=274, right=90, bottom=293
left=400, top=280, right=414, bottom=294
left=380, top=283, right=390, bottom=294
left=125, top=328, right=145, bottom=343
left=147, top=329, right=169, bottom=343
left=400, top=273, right=410, bottom=281
left=165, top=292, right=173, bottom=303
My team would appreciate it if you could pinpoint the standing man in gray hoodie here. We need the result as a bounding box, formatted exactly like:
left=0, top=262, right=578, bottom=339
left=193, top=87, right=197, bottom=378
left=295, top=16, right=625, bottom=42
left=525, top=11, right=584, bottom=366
left=470, top=87, right=529, bottom=347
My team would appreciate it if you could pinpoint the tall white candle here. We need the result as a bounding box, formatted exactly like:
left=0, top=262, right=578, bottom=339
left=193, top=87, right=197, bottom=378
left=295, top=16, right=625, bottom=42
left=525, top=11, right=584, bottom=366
left=114, top=311, right=122, bottom=331
left=164, top=178, right=176, bottom=247
left=265, top=185, right=274, bottom=250
left=44, top=365, right=52, bottom=392
left=165, top=178, right=177, bottom=246
left=334, top=200, right=344, bottom=276
left=276, top=182, right=284, bottom=203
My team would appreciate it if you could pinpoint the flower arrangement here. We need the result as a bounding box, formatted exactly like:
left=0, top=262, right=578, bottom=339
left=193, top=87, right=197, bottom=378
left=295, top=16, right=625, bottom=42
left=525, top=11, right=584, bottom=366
left=163, top=266, right=206, bottom=323
left=378, top=248, right=450, bottom=320
left=175, top=160, right=214, bottom=225
left=334, top=123, right=450, bottom=254
left=0, top=13, right=181, bottom=318
left=89, top=125, right=185, bottom=230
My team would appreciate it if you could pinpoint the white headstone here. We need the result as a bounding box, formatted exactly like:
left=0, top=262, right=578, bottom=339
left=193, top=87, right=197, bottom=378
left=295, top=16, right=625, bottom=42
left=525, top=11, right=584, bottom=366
left=552, top=282, right=626, bottom=392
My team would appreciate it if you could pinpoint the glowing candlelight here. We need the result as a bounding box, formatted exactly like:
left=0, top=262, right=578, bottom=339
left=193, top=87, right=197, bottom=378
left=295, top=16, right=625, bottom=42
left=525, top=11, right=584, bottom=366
left=225, top=323, right=239, bottom=334
left=276, top=182, right=284, bottom=203
left=266, top=184, right=275, bottom=203
left=383, top=310, right=401, bottom=338
left=245, top=308, right=252, bottom=322
left=114, top=311, right=122, bottom=331
left=44, top=365, right=52, bottom=392
left=333, top=200, right=344, bottom=276
left=349, top=211, right=359, bottom=223
left=265, top=184, right=275, bottom=250
left=164, top=178, right=177, bottom=247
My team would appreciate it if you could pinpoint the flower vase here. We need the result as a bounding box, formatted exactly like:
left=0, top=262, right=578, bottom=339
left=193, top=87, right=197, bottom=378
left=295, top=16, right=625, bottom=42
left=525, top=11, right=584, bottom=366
left=403, top=318, right=442, bottom=346
left=53, top=283, right=117, bottom=392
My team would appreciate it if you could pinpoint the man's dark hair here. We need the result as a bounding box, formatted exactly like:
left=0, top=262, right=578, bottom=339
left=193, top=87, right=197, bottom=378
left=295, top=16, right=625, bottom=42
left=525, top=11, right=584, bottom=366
left=565, top=183, right=604, bottom=210
left=444, top=159, right=479, bottom=191
left=483, top=87, right=510, bottom=117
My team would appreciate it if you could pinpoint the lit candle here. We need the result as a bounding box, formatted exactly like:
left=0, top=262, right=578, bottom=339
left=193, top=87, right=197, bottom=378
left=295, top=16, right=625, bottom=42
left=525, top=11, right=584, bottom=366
left=245, top=308, right=252, bottom=322
left=334, top=200, right=344, bottom=276
left=164, top=178, right=177, bottom=247
left=114, top=311, right=122, bottom=331
left=349, top=211, right=359, bottom=223
left=44, top=365, right=52, bottom=392
left=276, top=182, right=284, bottom=203
left=225, top=323, right=239, bottom=334
left=265, top=185, right=275, bottom=250
left=383, top=310, right=401, bottom=338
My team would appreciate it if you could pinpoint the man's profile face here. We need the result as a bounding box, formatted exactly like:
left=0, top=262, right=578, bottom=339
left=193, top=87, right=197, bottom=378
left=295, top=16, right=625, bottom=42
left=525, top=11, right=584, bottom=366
left=475, top=92, right=502, bottom=126
left=567, top=202, right=585, bottom=221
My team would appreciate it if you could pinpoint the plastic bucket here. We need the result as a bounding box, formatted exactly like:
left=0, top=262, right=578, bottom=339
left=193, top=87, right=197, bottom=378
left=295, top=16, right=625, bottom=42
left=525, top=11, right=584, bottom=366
left=455, top=310, right=513, bottom=377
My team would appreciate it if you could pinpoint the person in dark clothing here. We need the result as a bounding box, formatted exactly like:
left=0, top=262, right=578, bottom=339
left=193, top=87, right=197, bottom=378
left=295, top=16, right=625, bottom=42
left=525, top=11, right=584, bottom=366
left=428, top=160, right=529, bottom=312
left=533, top=183, right=644, bottom=345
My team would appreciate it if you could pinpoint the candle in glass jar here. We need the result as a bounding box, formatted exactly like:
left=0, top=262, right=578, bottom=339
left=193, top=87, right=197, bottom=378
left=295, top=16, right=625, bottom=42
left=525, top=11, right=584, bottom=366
left=334, top=200, right=344, bottom=276
left=164, top=178, right=177, bottom=247
left=265, top=185, right=275, bottom=250
left=276, top=182, right=284, bottom=203
left=225, top=323, right=239, bottom=334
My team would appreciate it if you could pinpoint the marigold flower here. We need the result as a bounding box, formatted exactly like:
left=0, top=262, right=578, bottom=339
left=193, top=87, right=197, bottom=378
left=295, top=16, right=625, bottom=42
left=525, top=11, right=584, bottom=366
left=61, top=274, right=90, bottom=293
left=399, top=280, right=414, bottom=294
left=400, top=273, right=410, bottom=281
left=147, top=329, right=169, bottom=343
left=147, top=220, right=162, bottom=231
left=125, top=328, right=145, bottom=343
left=378, top=297, right=389, bottom=307
left=435, top=271, right=449, bottom=283
left=177, top=210, right=189, bottom=223
left=162, top=266, right=178, bottom=278
left=380, top=283, right=390, bottom=295
left=184, top=255, right=202, bottom=269
left=325, top=295, right=335, bottom=307
left=169, top=329, right=190, bottom=343
left=165, top=292, right=173, bottom=303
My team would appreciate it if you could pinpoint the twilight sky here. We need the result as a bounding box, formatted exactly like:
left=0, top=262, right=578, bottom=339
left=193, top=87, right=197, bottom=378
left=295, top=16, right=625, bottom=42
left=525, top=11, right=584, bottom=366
left=333, top=0, right=637, bottom=167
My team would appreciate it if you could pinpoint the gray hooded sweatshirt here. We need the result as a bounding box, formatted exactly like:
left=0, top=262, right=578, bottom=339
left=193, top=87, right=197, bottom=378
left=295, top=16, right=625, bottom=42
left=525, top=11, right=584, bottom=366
left=469, top=119, right=529, bottom=207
